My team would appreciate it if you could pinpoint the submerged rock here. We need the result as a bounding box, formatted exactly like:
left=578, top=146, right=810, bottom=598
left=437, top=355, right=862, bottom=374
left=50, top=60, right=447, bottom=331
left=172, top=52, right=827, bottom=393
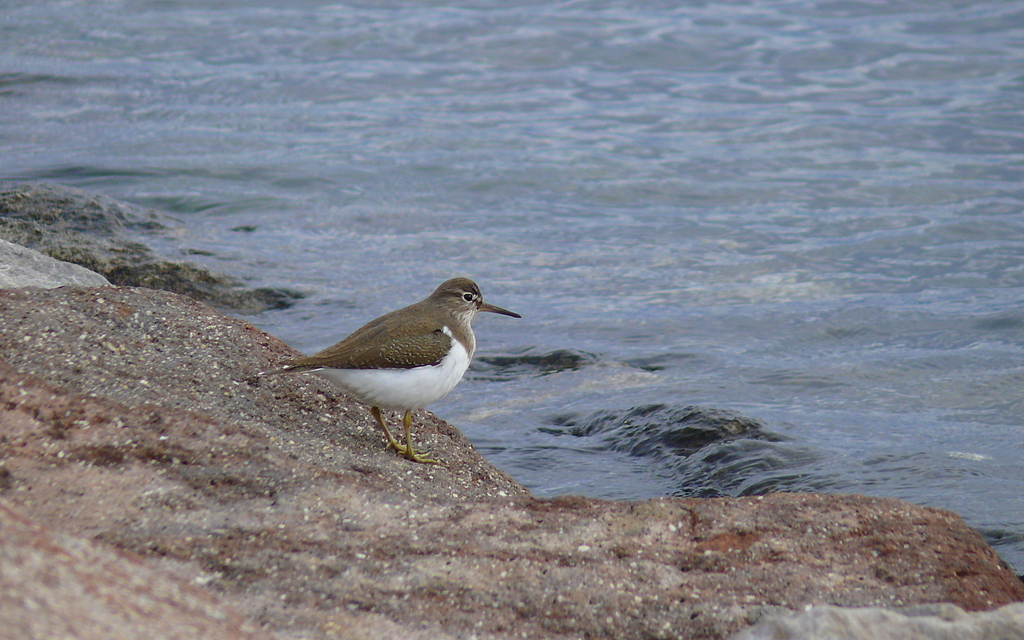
left=551, top=404, right=779, bottom=457
left=0, top=182, right=300, bottom=312
left=1, top=285, right=1023, bottom=640
left=473, top=348, right=600, bottom=380
left=547, top=405, right=827, bottom=499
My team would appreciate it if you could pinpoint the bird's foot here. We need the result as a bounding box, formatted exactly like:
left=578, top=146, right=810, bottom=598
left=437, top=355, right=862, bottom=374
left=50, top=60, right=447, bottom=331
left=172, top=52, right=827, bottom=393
left=403, top=447, right=439, bottom=464
left=384, top=438, right=438, bottom=464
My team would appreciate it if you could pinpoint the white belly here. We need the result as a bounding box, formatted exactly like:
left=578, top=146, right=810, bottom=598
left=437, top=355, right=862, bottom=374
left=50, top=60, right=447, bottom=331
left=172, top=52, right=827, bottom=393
left=312, top=339, right=471, bottom=410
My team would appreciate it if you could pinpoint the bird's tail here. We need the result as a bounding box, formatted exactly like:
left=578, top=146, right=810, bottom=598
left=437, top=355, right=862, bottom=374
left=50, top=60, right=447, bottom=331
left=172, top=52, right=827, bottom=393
left=258, top=362, right=321, bottom=377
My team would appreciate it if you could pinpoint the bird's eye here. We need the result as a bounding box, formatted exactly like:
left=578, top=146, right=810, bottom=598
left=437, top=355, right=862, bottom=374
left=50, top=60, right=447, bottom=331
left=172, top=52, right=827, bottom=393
left=462, top=292, right=474, bottom=302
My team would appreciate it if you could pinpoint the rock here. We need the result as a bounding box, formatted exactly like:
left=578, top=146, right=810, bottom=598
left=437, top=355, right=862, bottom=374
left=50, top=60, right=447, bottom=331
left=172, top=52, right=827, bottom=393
left=0, top=498, right=273, bottom=640
left=0, top=238, right=111, bottom=288
left=0, top=182, right=301, bottom=312
left=1, top=285, right=1022, bottom=640
left=473, top=348, right=600, bottom=380
left=549, top=404, right=780, bottom=457
left=545, top=404, right=814, bottom=498
left=729, top=602, right=1024, bottom=640
left=0, top=285, right=522, bottom=503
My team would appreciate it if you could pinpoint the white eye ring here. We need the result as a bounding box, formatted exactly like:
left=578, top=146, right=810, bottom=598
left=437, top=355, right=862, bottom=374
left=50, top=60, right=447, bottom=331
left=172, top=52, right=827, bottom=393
left=462, top=292, right=474, bottom=302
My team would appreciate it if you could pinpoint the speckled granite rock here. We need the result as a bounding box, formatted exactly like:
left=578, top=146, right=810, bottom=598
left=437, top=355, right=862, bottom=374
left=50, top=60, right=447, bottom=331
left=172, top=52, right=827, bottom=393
left=0, top=237, right=111, bottom=288
left=0, top=182, right=298, bottom=312
left=1, top=285, right=1022, bottom=640
left=0, top=498, right=273, bottom=640
left=729, top=602, right=1024, bottom=640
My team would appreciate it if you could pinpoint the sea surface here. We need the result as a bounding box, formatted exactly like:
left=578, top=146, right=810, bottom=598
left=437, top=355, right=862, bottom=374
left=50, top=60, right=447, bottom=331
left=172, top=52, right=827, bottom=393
left=3, top=1, right=1023, bottom=571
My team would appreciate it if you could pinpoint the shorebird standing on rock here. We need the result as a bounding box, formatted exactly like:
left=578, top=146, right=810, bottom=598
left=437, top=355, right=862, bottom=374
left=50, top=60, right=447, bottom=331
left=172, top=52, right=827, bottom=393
left=261, top=277, right=520, bottom=463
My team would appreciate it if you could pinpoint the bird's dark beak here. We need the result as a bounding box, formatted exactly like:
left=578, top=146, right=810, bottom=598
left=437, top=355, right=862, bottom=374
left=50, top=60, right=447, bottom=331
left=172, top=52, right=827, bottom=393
left=480, top=302, right=521, bottom=318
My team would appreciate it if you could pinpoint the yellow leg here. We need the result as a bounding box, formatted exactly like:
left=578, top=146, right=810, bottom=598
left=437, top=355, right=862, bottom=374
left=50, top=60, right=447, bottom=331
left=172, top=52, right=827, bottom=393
left=370, top=406, right=405, bottom=453
left=401, top=410, right=438, bottom=464
left=370, top=407, right=437, bottom=464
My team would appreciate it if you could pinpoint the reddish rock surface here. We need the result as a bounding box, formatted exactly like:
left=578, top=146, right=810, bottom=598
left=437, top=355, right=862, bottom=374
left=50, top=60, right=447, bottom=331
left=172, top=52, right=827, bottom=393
left=0, top=499, right=273, bottom=640
left=1, top=285, right=1022, bottom=640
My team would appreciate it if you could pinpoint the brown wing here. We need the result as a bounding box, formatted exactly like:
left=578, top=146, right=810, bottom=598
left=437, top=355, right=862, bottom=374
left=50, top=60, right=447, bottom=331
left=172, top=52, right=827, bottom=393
left=277, top=305, right=452, bottom=371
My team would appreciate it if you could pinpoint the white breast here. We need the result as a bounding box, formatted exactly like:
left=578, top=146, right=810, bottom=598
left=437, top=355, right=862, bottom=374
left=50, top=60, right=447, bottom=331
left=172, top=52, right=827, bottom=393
left=313, top=334, right=472, bottom=411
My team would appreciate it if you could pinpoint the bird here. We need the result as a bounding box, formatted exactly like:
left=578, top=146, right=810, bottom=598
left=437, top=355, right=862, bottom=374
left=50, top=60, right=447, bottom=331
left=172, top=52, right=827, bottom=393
left=261, top=277, right=520, bottom=463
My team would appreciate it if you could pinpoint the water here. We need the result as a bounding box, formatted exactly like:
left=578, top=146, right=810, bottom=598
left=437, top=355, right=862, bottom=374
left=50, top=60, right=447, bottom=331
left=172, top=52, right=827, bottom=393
left=3, top=1, right=1023, bottom=571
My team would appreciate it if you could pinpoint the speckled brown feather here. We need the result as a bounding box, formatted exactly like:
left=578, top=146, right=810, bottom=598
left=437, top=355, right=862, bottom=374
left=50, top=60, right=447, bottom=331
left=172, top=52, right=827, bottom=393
left=278, top=300, right=456, bottom=371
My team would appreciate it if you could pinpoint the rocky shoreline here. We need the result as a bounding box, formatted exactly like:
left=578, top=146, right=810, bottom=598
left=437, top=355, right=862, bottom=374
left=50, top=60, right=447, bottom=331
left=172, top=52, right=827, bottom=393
left=2, top=184, right=1023, bottom=639
left=0, top=182, right=301, bottom=312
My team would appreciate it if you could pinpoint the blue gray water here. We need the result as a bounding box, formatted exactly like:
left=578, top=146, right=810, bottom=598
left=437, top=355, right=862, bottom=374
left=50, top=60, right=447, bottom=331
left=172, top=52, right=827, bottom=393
left=3, top=1, right=1023, bottom=571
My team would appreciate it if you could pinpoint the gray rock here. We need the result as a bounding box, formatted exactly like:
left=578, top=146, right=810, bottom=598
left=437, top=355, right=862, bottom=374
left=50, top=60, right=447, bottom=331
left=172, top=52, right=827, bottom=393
left=729, top=602, right=1024, bottom=640
left=0, top=238, right=111, bottom=288
left=0, top=182, right=300, bottom=312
